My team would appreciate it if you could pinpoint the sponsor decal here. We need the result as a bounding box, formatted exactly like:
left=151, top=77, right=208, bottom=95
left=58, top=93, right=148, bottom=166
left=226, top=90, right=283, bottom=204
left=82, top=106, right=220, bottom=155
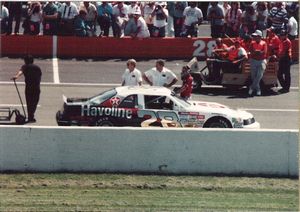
left=197, top=115, right=205, bottom=119
left=110, top=97, right=121, bottom=106
left=81, top=105, right=132, bottom=119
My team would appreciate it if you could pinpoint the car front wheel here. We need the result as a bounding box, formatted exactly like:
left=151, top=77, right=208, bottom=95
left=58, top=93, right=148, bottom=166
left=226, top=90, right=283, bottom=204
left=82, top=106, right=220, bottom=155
left=204, top=118, right=232, bottom=128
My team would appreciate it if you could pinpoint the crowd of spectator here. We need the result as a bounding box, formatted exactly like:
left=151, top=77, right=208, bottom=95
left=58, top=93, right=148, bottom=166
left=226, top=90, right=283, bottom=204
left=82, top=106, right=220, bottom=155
left=0, top=1, right=298, bottom=39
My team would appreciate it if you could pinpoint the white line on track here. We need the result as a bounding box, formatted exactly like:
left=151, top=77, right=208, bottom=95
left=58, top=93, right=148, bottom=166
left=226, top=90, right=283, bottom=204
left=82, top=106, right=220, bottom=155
left=240, top=108, right=298, bottom=112
left=0, top=104, right=41, bottom=107
left=52, top=36, right=60, bottom=84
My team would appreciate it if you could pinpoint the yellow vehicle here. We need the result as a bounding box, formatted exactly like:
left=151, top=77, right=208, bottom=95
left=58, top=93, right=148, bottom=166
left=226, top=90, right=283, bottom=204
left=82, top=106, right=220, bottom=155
left=188, top=57, right=278, bottom=92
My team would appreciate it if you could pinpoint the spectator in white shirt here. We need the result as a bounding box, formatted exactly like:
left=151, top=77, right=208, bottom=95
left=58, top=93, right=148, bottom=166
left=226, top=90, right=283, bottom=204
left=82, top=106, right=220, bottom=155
left=287, top=12, right=298, bottom=40
left=58, top=2, right=79, bottom=36
left=112, top=2, right=128, bottom=37
left=0, top=3, right=9, bottom=34
left=142, top=2, right=155, bottom=37
left=143, top=59, right=178, bottom=88
left=122, top=59, right=142, bottom=86
left=151, top=2, right=168, bottom=37
left=182, top=2, right=203, bottom=37
left=130, top=8, right=150, bottom=38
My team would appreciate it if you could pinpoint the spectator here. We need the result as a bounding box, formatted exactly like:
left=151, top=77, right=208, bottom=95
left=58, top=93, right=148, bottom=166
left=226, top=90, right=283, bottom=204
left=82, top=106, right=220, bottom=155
left=240, top=5, right=257, bottom=38
left=142, top=2, right=155, bottom=37
left=42, top=2, right=59, bottom=35
left=256, top=2, right=268, bottom=32
left=124, top=2, right=140, bottom=36
left=96, top=2, right=113, bottom=37
left=277, top=30, right=292, bottom=93
left=11, top=55, right=42, bottom=123
left=177, top=66, right=193, bottom=100
left=6, top=2, right=22, bottom=35
left=221, top=2, right=231, bottom=33
left=151, top=2, right=168, bottom=37
left=266, top=27, right=281, bottom=59
left=240, top=34, right=252, bottom=54
left=225, top=2, right=242, bottom=37
left=166, top=2, right=175, bottom=37
left=74, top=9, right=90, bottom=37
left=287, top=11, right=298, bottom=40
left=121, top=59, right=142, bottom=86
left=27, top=2, right=42, bottom=35
left=112, top=2, right=128, bottom=38
left=170, top=1, right=187, bottom=37
left=58, top=1, right=79, bottom=36
left=130, top=8, right=150, bottom=38
left=268, top=2, right=288, bottom=34
left=248, top=30, right=268, bottom=96
left=207, top=2, right=225, bottom=38
left=79, top=2, right=97, bottom=37
left=181, top=2, right=203, bottom=37
left=143, top=59, right=178, bottom=88
left=0, top=2, right=9, bottom=35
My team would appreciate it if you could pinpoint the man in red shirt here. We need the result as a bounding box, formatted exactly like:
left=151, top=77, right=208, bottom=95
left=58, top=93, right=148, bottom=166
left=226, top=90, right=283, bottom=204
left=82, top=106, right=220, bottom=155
left=266, top=27, right=281, bottom=60
left=248, top=30, right=268, bottom=96
left=177, top=66, right=193, bottom=100
left=277, top=30, right=292, bottom=93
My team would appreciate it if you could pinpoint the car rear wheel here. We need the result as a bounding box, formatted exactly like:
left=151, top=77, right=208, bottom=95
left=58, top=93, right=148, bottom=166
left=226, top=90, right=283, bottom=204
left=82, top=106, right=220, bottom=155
left=95, top=119, right=114, bottom=127
left=204, top=118, right=232, bottom=128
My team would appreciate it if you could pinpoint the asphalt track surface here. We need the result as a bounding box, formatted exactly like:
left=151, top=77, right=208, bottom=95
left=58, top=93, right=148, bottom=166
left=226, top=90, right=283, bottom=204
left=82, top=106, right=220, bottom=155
left=0, top=57, right=298, bottom=129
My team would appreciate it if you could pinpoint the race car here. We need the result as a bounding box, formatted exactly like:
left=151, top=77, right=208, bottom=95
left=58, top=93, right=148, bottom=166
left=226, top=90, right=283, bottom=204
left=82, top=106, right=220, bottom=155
left=56, top=86, right=260, bottom=128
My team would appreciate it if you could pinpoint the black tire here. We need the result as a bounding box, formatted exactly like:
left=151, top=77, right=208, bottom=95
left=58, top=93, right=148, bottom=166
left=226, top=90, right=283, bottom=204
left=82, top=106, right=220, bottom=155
left=204, top=117, right=232, bottom=128
left=95, top=119, right=114, bottom=127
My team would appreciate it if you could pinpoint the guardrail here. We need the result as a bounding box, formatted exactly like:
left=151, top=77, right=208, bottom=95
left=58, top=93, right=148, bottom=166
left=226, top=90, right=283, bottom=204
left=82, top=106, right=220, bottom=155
left=0, top=35, right=299, bottom=60
left=0, top=126, right=298, bottom=177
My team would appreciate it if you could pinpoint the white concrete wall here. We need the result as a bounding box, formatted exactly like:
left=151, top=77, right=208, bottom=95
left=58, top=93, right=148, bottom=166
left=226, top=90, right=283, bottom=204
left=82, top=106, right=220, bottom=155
left=0, top=126, right=298, bottom=177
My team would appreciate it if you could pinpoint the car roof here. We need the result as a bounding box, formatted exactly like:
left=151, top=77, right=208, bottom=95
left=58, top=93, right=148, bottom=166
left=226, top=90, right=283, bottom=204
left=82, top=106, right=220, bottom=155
left=115, top=86, right=172, bottom=96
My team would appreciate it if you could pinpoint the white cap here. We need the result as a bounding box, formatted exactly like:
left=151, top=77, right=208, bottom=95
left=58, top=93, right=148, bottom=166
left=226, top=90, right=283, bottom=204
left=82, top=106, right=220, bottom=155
left=252, top=30, right=262, bottom=37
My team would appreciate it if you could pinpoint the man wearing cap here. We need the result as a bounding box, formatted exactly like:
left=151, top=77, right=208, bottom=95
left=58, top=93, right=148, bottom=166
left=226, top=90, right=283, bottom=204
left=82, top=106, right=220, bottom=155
left=130, top=7, right=150, bottom=38
left=143, top=59, right=178, bottom=88
left=277, top=30, right=292, bottom=93
left=248, top=29, right=268, bottom=96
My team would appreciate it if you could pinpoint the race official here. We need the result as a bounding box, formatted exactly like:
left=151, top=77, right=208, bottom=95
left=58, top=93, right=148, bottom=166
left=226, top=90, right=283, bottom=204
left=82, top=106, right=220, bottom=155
left=178, top=66, right=193, bottom=100
left=121, top=59, right=142, bottom=86
left=11, top=55, right=42, bottom=123
left=277, top=30, right=292, bottom=93
left=248, top=30, right=267, bottom=96
left=143, top=59, right=178, bottom=88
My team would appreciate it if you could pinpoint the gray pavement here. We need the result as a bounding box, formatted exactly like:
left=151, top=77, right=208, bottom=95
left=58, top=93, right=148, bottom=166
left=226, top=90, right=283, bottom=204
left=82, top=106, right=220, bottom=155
left=0, top=57, right=298, bottom=129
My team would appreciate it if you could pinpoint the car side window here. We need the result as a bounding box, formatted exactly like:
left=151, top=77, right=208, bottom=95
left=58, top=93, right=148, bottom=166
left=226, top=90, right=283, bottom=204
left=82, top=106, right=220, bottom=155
left=119, top=95, right=138, bottom=108
left=144, top=95, right=173, bottom=110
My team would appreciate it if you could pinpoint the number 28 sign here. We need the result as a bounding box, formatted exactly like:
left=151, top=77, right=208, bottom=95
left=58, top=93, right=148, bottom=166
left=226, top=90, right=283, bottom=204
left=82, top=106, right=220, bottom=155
left=192, top=39, right=217, bottom=58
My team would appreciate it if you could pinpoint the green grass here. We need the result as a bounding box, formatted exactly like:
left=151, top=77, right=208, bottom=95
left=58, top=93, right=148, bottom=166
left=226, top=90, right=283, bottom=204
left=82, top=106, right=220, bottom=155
left=0, top=174, right=298, bottom=211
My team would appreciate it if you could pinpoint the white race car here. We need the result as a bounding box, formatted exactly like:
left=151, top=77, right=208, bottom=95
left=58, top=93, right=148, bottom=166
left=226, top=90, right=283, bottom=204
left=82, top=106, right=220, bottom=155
left=56, top=86, right=260, bottom=128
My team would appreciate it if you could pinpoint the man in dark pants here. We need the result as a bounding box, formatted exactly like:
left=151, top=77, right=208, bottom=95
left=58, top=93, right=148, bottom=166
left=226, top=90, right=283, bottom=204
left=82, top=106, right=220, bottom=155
left=277, top=30, right=292, bottom=93
left=11, top=55, right=42, bottom=123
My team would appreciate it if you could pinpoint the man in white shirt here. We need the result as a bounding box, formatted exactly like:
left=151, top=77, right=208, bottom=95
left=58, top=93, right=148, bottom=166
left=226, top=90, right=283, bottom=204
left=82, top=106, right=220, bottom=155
left=182, top=2, right=203, bottom=37
left=58, top=2, right=79, bottom=35
left=0, top=3, right=9, bottom=34
left=143, top=59, right=178, bottom=87
left=287, top=12, right=298, bottom=40
left=151, top=2, right=168, bottom=37
left=122, top=59, right=142, bottom=86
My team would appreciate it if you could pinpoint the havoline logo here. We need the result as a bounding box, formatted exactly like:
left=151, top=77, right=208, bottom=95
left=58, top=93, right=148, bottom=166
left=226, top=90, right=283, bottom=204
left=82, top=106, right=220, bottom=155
left=81, top=105, right=132, bottom=119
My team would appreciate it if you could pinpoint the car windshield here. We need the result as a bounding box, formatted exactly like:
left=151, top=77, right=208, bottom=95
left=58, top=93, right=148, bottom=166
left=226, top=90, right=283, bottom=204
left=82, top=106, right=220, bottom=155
left=171, top=92, right=191, bottom=107
left=89, top=89, right=117, bottom=105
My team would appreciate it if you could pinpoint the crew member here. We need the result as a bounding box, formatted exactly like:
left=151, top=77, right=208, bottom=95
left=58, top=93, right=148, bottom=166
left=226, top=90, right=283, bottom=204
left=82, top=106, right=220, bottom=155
left=121, top=59, right=142, bottom=86
left=177, top=66, right=193, bottom=100
left=277, top=30, right=292, bottom=93
left=248, top=30, right=268, bottom=96
left=143, top=59, right=178, bottom=87
left=11, top=55, right=42, bottom=123
left=266, top=27, right=281, bottom=60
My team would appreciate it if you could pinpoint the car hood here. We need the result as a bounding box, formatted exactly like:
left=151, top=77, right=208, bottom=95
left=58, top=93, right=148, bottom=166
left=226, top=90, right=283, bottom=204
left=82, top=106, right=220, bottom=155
left=187, top=100, right=253, bottom=119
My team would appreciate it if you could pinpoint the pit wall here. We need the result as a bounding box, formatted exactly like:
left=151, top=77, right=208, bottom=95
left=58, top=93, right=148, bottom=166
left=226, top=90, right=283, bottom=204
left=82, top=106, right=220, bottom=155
left=0, top=35, right=299, bottom=60
left=0, top=126, right=298, bottom=177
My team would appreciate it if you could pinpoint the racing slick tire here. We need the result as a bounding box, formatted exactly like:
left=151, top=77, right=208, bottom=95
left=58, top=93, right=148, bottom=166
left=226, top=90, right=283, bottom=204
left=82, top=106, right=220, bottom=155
left=95, top=118, right=114, bottom=127
left=203, top=117, right=232, bottom=128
